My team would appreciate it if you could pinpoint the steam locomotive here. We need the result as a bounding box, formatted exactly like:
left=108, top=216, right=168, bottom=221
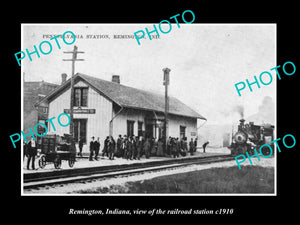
left=230, top=119, right=274, bottom=156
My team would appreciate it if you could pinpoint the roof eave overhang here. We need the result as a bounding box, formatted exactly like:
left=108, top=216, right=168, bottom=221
left=120, top=105, right=207, bottom=120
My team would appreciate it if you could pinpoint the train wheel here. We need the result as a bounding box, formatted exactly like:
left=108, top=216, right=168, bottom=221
left=38, top=155, right=46, bottom=169
left=54, top=156, right=61, bottom=169
left=68, top=156, right=75, bottom=168
left=260, top=145, right=271, bottom=156
left=236, top=146, right=247, bottom=155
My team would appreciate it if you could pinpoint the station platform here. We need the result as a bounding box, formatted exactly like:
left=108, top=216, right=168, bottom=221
left=23, top=147, right=231, bottom=175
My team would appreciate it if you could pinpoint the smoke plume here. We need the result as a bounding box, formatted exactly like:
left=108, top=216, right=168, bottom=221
left=232, top=105, right=244, bottom=119
left=246, top=96, right=275, bottom=125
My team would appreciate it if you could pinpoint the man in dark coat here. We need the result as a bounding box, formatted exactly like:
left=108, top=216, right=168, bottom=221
left=89, top=136, right=95, bottom=161
left=126, top=137, right=133, bottom=160
left=175, top=138, right=181, bottom=158
left=27, top=136, right=37, bottom=170
left=94, top=137, right=101, bottom=160
left=78, top=137, right=84, bottom=157
left=102, top=136, right=110, bottom=157
left=171, top=138, right=179, bottom=158
left=116, top=135, right=123, bottom=157
left=132, top=136, right=137, bottom=159
left=180, top=137, right=188, bottom=156
left=194, top=138, right=198, bottom=152
left=189, top=138, right=195, bottom=156
left=136, top=136, right=143, bottom=160
left=202, top=141, right=209, bottom=153
left=166, top=136, right=172, bottom=156
left=122, top=135, right=128, bottom=158
left=108, top=136, right=116, bottom=160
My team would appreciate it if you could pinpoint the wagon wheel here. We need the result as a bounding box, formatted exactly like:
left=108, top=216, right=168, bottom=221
left=68, top=155, right=76, bottom=168
left=53, top=156, right=62, bottom=169
left=38, top=155, right=46, bottom=169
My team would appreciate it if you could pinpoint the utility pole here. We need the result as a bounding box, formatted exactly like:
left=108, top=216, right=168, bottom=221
left=163, top=67, right=171, bottom=152
left=63, top=45, right=84, bottom=153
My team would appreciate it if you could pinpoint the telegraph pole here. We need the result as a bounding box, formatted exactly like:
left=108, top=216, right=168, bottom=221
left=63, top=45, right=84, bottom=153
left=163, top=67, right=171, bottom=152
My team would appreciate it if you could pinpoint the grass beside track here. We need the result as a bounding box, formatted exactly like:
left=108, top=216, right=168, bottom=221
left=77, top=165, right=274, bottom=194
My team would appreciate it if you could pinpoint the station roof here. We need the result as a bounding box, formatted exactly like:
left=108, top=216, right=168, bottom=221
left=38, top=73, right=206, bottom=120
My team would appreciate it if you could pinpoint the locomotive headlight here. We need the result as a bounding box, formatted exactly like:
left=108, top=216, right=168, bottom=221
left=234, top=131, right=248, bottom=144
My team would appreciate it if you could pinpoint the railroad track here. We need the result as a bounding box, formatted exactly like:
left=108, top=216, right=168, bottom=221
left=23, top=155, right=235, bottom=189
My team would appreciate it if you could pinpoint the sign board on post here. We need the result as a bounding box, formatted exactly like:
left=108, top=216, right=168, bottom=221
left=191, top=132, right=197, bottom=136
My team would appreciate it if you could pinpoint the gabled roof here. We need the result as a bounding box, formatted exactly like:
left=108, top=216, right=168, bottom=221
left=40, top=73, right=206, bottom=120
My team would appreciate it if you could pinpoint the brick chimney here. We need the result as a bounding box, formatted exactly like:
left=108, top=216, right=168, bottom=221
left=112, top=75, right=120, bottom=84
left=61, top=73, right=67, bottom=84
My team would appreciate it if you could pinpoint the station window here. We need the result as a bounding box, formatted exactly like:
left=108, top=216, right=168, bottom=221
left=127, top=120, right=135, bottom=137
left=74, top=87, right=88, bottom=107
left=138, top=121, right=143, bottom=137
left=38, top=106, right=48, bottom=113
left=180, top=126, right=186, bottom=139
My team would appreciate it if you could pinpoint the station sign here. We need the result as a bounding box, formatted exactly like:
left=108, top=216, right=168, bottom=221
left=64, top=109, right=96, bottom=114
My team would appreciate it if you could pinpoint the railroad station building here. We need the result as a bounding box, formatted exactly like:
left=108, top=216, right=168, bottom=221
left=37, top=73, right=206, bottom=152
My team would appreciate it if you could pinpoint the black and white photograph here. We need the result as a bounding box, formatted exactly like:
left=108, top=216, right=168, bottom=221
left=21, top=24, right=276, bottom=195
left=3, top=3, right=299, bottom=221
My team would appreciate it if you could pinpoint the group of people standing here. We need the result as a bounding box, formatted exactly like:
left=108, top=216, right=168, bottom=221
left=85, top=135, right=207, bottom=161
left=23, top=135, right=210, bottom=170
left=86, top=136, right=115, bottom=161
left=87, top=135, right=155, bottom=161
left=115, top=135, right=156, bottom=160
left=166, top=137, right=198, bottom=158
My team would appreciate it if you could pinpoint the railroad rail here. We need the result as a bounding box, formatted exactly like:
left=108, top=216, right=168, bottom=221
left=23, top=155, right=235, bottom=189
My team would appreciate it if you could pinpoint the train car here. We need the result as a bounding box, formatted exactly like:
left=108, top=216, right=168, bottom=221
left=230, top=119, right=274, bottom=156
left=38, top=134, right=76, bottom=169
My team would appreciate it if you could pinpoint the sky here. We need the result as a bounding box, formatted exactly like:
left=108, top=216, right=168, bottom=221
left=22, top=24, right=276, bottom=126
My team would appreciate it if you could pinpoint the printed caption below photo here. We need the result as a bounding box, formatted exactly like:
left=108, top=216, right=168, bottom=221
left=69, top=208, right=234, bottom=216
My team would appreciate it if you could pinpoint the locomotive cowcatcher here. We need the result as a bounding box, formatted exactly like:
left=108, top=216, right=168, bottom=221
left=230, top=119, right=274, bottom=156
left=38, top=134, right=76, bottom=169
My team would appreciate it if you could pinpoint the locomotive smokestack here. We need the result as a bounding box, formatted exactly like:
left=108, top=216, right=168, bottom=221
left=238, top=118, right=245, bottom=131
left=239, top=118, right=245, bottom=125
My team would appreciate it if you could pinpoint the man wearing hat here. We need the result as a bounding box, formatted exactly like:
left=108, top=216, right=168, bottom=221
left=202, top=141, right=209, bottom=153
left=94, top=137, right=101, bottom=160
left=89, top=136, right=95, bottom=161
left=27, top=136, right=37, bottom=169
